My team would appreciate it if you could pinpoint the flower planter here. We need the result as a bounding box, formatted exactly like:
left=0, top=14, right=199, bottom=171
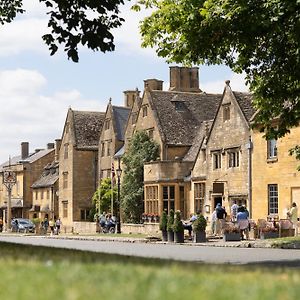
left=260, top=232, right=279, bottom=239
left=167, top=230, right=174, bottom=242
left=223, top=232, right=241, bottom=242
left=174, top=231, right=184, bottom=243
left=161, top=230, right=168, bottom=242
left=193, top=231, right=206, bottom=243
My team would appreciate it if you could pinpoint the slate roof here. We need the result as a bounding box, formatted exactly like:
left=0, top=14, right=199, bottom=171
left=72, top=110, right=105, bottom=150
left=0, top=148, right=54, bottom=172
left=112, top=106, right=131, bottom=141
left=31, top=161, right=59, bottom=188
left=183, top=121, right=213, bottom=162
left=149, top=91, right=222, bottom=146
left=233, top=91, right=256, bottom=122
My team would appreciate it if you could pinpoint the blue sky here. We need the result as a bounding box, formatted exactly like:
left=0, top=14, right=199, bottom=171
left=0, top=1, right=247, bottom=163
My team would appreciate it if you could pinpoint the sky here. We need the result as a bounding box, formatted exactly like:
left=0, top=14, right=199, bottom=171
left=0, top=0, right=248, bottom=163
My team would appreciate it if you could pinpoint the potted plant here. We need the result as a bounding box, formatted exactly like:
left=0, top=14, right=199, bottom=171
left=260, top=226, right=279, bottom=239
left=192, top=214, right=207, bottom=243
left=167, top=209, right=174, bottom=242
left=223, top=224, right=241, bottom=241
left=173, top=210, right=184, bottom=243
left=159, top=210, right=168, bottom=242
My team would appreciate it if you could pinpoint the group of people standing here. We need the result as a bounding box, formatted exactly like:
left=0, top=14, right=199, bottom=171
left=41, top=217, right=62, bottom=235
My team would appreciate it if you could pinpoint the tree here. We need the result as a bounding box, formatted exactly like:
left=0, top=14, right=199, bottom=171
left=92, top=177, right=117, bottom=220
left=135, top=1, right=300, bottom=139
left=121, top=130, right=159, bottom=223
left=0, top=0, right=126, bottom=62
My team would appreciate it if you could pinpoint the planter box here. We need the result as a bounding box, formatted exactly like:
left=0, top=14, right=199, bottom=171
left=223, top=232, right=241, bottom=242
left=174, top=231, right=184, bottom=243
left=260, top=232, right=279, bottom=239
left=194, top=231, right=206, bottom=243
left=167, top=231, right=174, bottom=243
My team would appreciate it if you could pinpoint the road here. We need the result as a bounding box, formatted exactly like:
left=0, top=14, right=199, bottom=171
left=1, top=235, right=300, bottom=266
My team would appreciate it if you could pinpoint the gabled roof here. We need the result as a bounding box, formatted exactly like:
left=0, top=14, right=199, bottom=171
left=31, top=161, right=59, bottom=188
left=0, top=148, right=54, bottom=172
left=112, top=106, right=131, bottom=141
left=148, top=91, right=222, bottom=146
left=72, top=110, right=105, bottom=150
left=232, top=91, right=256, bottom=122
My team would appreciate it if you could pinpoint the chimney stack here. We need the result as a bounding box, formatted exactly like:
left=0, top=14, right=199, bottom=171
left=169, top=66, right=201, bottom=92
left=144, top=79, right=163, bottom=91
left=123, top=89, right=140, bottom=109
left=21, top=142, right=29, bottom=160
left=47, top=143, right=55, bottom=150
left=55, top=139, right=62, bottom=162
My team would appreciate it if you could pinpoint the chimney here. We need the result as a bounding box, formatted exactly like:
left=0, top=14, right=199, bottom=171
left=123, top=89, right=140, bottom=109
left=169, top=66, right=201, bottom=92
left=47, top=143, right=55, bottom=150
left=55, top=139, right=61, bottom=162
left=144, top=79, right=163, bottom=91
left=21, top=142, right=29, bottom=160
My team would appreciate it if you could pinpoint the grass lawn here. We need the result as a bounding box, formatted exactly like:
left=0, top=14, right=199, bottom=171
left=0, top=242, right=300, bottom=300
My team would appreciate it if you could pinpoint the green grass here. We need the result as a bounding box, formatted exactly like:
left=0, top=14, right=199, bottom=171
left=269, top=236, right=300, bottom=248
left=0, top=242, right=300, bottom=300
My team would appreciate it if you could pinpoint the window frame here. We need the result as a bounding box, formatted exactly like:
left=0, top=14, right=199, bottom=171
left=267, top=139, right=277, bottom=159
left=212, top=152, right=222, bottom=170
left=228, top=149, right=240, bottom=168
left=268, top=184, right=278, bottom=214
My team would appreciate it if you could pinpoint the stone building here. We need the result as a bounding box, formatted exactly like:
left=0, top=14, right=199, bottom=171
left=251, top=123, right=300, bottom=220
left=30, top=160, right=59, bottom=220
left=0, top=142, right=55, bottom=219
left=142, top=67, right=221, bottom=219
left=98, top=98, right=131, bottom=181
left=58, top=108, right=105, bottom=227
left=191, top=81, right=255, bottom=218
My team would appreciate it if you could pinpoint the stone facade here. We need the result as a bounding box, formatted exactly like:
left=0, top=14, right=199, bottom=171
left=58, top=108, right=105, bottom=226
left=252, top=125, right=300, bottom=220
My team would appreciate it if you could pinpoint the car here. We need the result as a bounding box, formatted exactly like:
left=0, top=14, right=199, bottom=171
left=11, top=218, right=36, bottom=233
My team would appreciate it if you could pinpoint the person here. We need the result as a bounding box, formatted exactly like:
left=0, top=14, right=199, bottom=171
left=215, top=203, right=227, bottom=235
left=43, top=217, right=49, bottom=234
left=14, top=219, right=19, bottom=232
left=105, top=214, right=115, bottom=232
left=183, top=212, right=197, bottom=239
left=288, top=202, right=298, bottom=236
left=49, top=219, right=55, bottom=235
left=55, top=218, right=62, bottom=234
left=236, top=206, right=249, bottom=240
left=0, top=218, right=3, bottom=232
left=99, top=212, right=106, bottom=230
left=211, top=209, right=217, bottom=235
left=230, top=201, right=239, bottom=222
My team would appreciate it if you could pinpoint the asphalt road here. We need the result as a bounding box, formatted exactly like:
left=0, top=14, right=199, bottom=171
left=1, top=235, right=300, bottom=266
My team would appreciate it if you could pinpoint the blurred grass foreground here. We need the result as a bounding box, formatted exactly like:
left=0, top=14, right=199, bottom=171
left=0, top=241, right=299, bottom=300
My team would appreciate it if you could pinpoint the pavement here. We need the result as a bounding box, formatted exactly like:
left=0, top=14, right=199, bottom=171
left=1, top=232, right=299, bottom=249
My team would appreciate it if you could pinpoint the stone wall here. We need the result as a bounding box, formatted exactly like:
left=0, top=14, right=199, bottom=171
left=73, top=221, right=97, bottom=234
left=121, top=223, right=160, bottom=235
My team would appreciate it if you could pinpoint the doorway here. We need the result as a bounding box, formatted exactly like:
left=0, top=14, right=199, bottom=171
left=213, top=196, right=222, bottom=210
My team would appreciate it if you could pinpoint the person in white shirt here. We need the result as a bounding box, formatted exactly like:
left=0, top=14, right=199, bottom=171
left=288, top=202, right=298, bottom=236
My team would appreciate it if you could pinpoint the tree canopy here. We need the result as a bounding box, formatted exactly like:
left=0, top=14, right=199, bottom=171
left=135, top=0, right=300, bottom=138
left=121, top=130, right=159, bottom=223
left=0, top=0, right=125, bottom=62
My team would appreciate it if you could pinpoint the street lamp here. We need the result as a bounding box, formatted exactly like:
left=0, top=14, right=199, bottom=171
left=116, top=157, right=122, bottom=233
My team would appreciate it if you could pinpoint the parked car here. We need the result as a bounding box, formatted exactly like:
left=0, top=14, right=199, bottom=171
left=11, top=218, right=35, bottom=233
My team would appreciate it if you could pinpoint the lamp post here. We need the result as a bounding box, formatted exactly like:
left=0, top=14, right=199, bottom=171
left=3, top=163, right=16, bottom=231
left=116, top=157, right=122, bottom=234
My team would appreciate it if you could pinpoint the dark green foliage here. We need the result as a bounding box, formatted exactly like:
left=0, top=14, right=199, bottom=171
left=167, top=209, right=174, bottom=232
left=121, top=130, right=159, bottom=223
left=173, top=210, right=184, bottom=233
left=1, top=0, right=125, bottom=62
left=192, top=214, right=207, bottom=232
left=159, top=210, right=167, bottom=231
left=136, top=0, right=300, bottom=139
left=92, top=178, right=117, bottom=219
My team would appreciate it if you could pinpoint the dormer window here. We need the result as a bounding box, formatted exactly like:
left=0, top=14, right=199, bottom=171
left=104, top=119, right=110, bottom=130
left=223, top=104, right=231, bottom=121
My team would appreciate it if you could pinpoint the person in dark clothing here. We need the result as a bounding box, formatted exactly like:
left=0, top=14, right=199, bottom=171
left=215, top=203, right=227, bottom=235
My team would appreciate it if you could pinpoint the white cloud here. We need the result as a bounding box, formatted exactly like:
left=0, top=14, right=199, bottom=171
left=0, top=69, right=106, bottom=163
left=200, top=73, right=249, bottom=93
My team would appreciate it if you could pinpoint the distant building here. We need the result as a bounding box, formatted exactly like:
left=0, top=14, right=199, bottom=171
left=0, top=142, right=55, bottom=219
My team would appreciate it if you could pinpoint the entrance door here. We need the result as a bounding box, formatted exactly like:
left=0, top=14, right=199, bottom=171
left=213, top=197, right=222, bottom=210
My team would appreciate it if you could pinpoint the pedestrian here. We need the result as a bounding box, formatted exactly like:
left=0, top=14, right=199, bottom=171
left=237, top=206, right=249, bottom=240
left=211, top=209, right=217, bottom=235
left=0, top=218, right=3, bottom=232
left=55, top=218, right=62, bottom=234
left=49, top=219, right=54, bottom=235
left=43, top=217, right=49, bottom=234
left=215, top=203, right=227, bottom=235
left=230, top=201, right=239, bottom=222
left=288, top=202, right=298, bottom=236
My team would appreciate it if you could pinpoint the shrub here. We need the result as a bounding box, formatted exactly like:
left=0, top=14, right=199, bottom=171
left=173, top=210, right=184, bottom=233
left=192, top=214, right=207, bottom=232
left=167, top=209, right=174, bottom=232
left=159, top=210, right=167, bottom=231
